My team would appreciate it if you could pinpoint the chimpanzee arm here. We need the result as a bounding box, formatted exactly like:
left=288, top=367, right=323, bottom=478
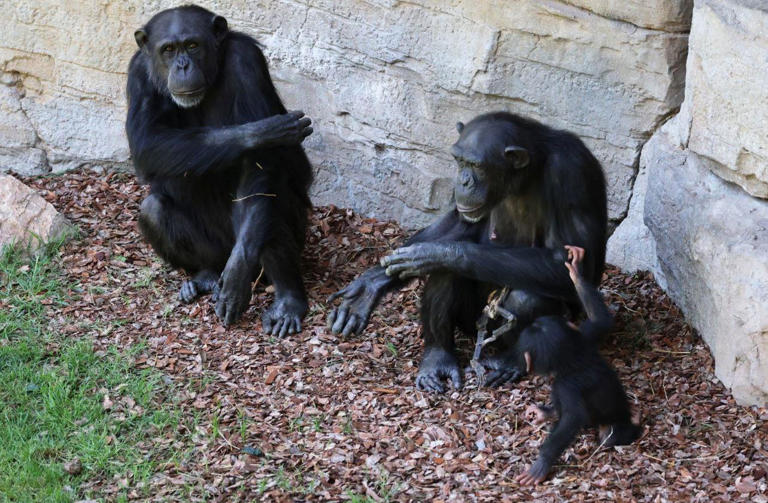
left=125, top=54, right=311, bottom=181
left=517, top=382, right=589, bottom=485
left=381, top=201, right=606, bottom=303
left=564, top=246, right=613, bottom=342
left=327, top=210, right=478, bottom=336
left=382, top=242, right=579, bottom=303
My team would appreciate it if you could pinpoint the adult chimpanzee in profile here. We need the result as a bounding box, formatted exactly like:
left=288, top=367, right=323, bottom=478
left=515, top=246, right=640, bottom=486
left=328, top=112, right=607, bottom=392
left=126, top=5, right=314, bottom=335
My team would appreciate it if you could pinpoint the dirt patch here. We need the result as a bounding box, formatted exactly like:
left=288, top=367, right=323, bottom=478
left=24, top=169, right=768, bottom=502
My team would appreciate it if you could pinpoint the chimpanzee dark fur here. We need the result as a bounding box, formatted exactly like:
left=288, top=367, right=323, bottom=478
left=329, top=112, right=608, bottom=392
left=126, top=5, right=313, bottom=335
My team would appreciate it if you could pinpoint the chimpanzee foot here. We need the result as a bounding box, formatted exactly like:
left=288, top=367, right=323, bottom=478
left=416, top=347, right=462, bottom=393
left=477, top=352, right=524, bottom=387
left=179, top=270, right=219, bottom=303
left=262, top=293, right=307, bottom=338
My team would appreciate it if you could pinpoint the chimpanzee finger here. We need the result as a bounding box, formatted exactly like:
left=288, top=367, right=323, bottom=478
left=331, top=306, right=349, bottom=333
left=291, top=317, right=302, bottom=334
left=449, top=368, right=463, bottom=390
left=179, top=281, right=197, bottom=303
left=271, top=317, right=286, bottom=337
left=341, top=314, right=358, bottom=338
left=327, top=281, right=361, bottom=303
left=263, top=313, right=274, bottom=333
left=416, top=375, right=445, bottom=393
left=515, top=470, right=535, bottom=486
left=483, top=369, right=516, bottom=388
left=384, top=260, right=414, bottom=277
left=327, top=289, right=344, bottom=303
left=287, top=110, right=305, bottom=119
left=301, top=127, right=313, bottom=138
left=380, top=249, right=408, bottom=267
left=326, top=308, right=337, bottom=329
left=278, top=318, right=291, bottom=338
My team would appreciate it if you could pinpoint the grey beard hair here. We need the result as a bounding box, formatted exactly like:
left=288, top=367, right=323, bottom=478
left=171, top=92, right=205, bottom=108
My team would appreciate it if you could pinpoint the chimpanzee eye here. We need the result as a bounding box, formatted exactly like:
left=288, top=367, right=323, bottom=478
left=188, top=42, right=198, bottom=50
left=162, top=45, right=174, bottom=53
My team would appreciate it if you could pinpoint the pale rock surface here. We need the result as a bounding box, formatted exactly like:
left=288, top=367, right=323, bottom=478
left=676, top=0, right=768, bottom=199
left=643, top=123, right=768, bottom=406
left=0, top=0, right=690, bottom=226
left=607, top=0, right=768, bottom=405
left=604, top=146, right=666, bottom=287
left=0, top=174, right=72, bottom=251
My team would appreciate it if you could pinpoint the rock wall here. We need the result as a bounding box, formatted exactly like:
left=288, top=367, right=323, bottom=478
left=609, top=0, right=768, bottom=405
left=0, top=0, right=689, bottom=227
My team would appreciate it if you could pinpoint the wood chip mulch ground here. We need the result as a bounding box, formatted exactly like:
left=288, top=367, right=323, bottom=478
left=23, top=169, right=768, bottom=502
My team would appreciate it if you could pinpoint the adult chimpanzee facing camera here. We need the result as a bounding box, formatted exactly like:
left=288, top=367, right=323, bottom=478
left=328, top=112, right=607, bottom=392
left=515, top=246, right=640, bottom=486
left=126, top=6, right=313, bottom=335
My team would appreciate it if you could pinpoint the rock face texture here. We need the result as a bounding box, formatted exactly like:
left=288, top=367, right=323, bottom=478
left=644, top=123, right=768, bottom=406
left=0, top=174, right=72, bottom=251
left=678, top=0, right=768, bottom=199
left=0, top=0, right=690, bottom=226
left=609, top=0, right=768, bottom=405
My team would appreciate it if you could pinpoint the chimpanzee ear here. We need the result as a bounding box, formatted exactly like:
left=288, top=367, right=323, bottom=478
left=504, top=145, right=529, bottom=169
left=134, top=29, right=149, bottom=50
left=524, top=351, right=532, bottom=374
left=456, top=122, right=465, bottom=134
left=212, top=15, right=229, bottom=42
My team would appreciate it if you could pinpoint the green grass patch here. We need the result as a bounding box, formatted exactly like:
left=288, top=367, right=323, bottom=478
left=0, top=242, right=188, bottom=502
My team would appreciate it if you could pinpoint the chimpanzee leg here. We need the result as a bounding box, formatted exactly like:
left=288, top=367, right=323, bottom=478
left=416, top=273, right=483, bottom=393
left=213, top=168, right=274, bottom=326
left=139, top=193, right=232, bottom=301
left=259, top=224, right=308, bottom=338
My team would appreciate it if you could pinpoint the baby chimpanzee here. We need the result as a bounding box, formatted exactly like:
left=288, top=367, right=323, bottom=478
left=515, top=246, right=640, bottom=486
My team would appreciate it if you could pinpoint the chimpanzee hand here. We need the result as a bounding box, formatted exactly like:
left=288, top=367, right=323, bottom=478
left=327, top=271, right=388, bottom=337
left=380, top=243, right=460, bottom=280
left=416, top=346, right=462, bottom=393
left=213, top=268, right=252, bottom=326
left=516, top=457, right=552, bottom=486
left=241, top=110, right=313, bottom=149
left=563, top=245, right=585, bottom=283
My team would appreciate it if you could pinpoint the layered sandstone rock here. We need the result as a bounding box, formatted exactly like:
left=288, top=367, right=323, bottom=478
left=608, top=0, right=768, bottom=405
left=0, top=0, right=689, bottom=226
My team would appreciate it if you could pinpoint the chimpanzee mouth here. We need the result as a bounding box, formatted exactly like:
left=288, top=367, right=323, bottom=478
left=457, top=204, right=486, bottom=222
left=171, top=88, right=206, bottom=108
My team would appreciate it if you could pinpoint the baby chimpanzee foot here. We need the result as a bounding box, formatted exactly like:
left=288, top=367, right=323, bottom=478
left=516, top=457, right=552, bottom=486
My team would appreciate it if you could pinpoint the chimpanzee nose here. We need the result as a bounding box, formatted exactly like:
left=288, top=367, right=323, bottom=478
left=460, top=170, right=472, bottom=187
left=177, top=57, right=190, bottom=72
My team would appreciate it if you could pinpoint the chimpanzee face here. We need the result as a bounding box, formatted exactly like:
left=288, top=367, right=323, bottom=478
left=450, top=120, right=530, bottom=223
left=135, top=9, right=228, bottom=108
